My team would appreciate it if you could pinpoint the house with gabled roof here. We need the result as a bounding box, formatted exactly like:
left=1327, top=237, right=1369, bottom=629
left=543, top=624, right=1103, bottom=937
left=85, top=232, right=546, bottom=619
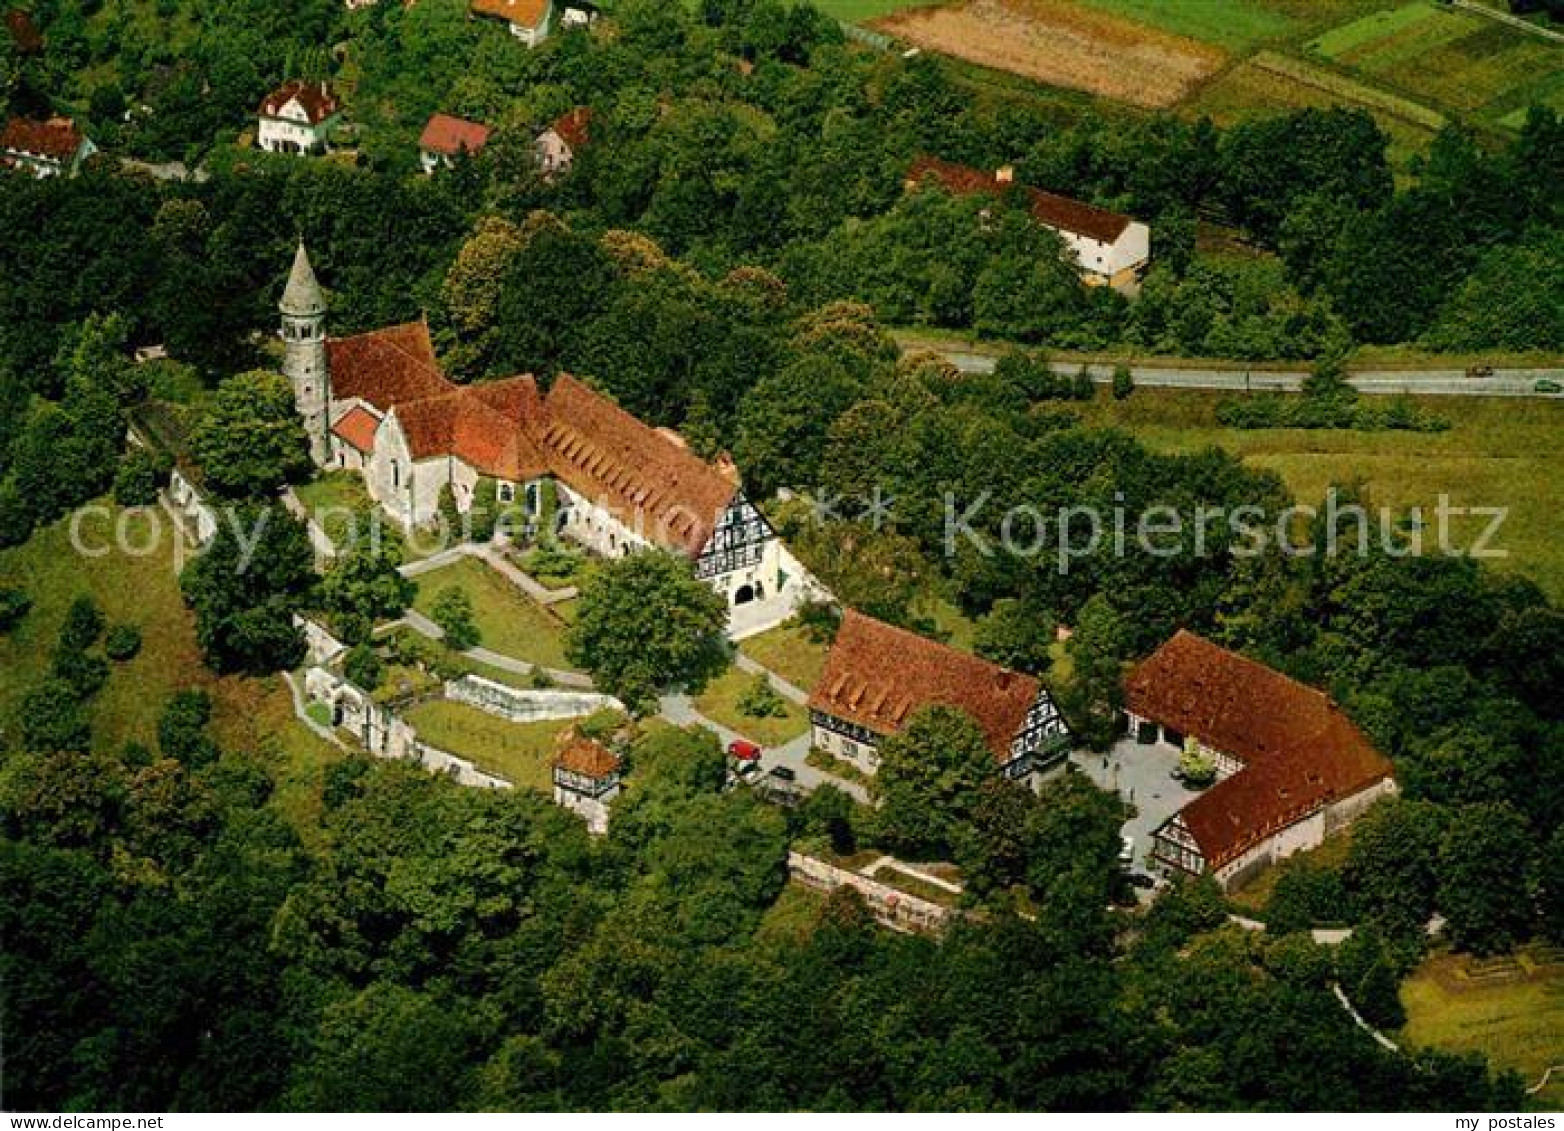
left=2, top=116, right=95, bottom=178
left=906, top=155, right=1150, bottom=290
left=807, top=609, right=1070, bottom=784
left=419, top=113, right=491, bottom=174
left=257, top=80, right=342, bottom=156
left=279, top=242, right=826, bottom=638
left=551, top=731, right=622, bottom=833
left=534, top=106, right=591, bottom=177
left=1126, top=631, right=1397, bottom=890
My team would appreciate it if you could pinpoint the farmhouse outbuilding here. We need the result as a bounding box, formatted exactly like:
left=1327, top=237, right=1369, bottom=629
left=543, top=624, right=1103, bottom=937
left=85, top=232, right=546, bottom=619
left=1126, top=631, right=1397, bottom=890
left=419, top=113, right=491, bottom=173
left=2, top=115, right=95, bottom=177
left=808, top=610, right=1070, bottom=785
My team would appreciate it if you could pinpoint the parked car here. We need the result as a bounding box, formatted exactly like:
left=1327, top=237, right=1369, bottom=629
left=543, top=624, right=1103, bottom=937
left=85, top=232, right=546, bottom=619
left=1129, top=872, right=1158, bottom=890
left=727, top=739, right=762, bottom=762
left=1537, top=378, right=1562, bottom=394
left=1465, top=364, right=1495, bottom=379
left=1119, top=835, right=1135, bottom=867
left=769, top=765, right=797, bottom=783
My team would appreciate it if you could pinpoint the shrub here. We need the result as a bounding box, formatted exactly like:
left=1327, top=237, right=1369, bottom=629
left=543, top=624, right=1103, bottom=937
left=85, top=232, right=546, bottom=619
left=430, top=586, right=480, bottom=651
left=530, top=666, right=556, bottom=689
left=738, top=672, right=786, bottom=719
left=19, top=679, right=92, bottom=752
left=470, top=478, right=498, bottom=542
left=104, top=624, right=143, bottom=661
left=59, top=596, right=104, bottom=652
left=113, top=447, right=171, bottom=506
left=0, top=586, right=31, bottom=632
left=53, top=646, right=109, bottom=699
left=1178, top=739, right=1216, bottom=787
left=1111, top=363, right=1134, bottom=400
left=343, top=642, right=384, bottom=691
left=1071, top=366, right=1097, bottom=401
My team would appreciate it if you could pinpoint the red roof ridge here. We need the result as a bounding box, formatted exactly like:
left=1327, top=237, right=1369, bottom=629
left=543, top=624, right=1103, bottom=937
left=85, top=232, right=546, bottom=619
left=907, top=154, right=1134, bottom=244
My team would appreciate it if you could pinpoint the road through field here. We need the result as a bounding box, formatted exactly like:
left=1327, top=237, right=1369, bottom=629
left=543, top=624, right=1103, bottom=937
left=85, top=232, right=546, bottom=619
left=934, top=351, right=1564, bottom=398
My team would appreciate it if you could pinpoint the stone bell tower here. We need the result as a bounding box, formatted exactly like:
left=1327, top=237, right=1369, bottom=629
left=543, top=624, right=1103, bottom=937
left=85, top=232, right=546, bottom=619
left=280, top=239, right=331, bottom=465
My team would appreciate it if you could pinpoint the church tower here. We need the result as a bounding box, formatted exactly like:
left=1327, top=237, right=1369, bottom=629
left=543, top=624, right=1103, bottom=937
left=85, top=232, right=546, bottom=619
left=280, top=239, right=331, bottom=466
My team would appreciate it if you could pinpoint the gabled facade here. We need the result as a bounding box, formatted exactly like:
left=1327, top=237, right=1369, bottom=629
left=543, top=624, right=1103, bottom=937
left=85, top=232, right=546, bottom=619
left=279, top=244, right=826, bottom=637
left=470, top=0, right=553, bottom=44
left=551, top=733, right=621, bottom=833
left=534, top=106, right=590, bottom=177
left=807, top=609, right=1071, bottom=785
left=1, top=116, right=95, bottom=178
left=257, top=81, right=342, bottom=156
left=1126, top=631, right=1397, bottom=890
left=419, top=113, right=491, bottom=174
left=907, top=156, right=1151, bottom=290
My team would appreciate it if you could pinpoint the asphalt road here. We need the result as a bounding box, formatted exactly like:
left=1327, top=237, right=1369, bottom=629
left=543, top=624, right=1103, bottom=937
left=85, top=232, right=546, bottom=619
left=937, top=351, right=1564, bottom=399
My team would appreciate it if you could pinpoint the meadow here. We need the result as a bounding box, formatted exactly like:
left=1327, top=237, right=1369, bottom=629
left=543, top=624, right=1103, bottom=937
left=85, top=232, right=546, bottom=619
left=1074, top=389, right=1564, bottom=601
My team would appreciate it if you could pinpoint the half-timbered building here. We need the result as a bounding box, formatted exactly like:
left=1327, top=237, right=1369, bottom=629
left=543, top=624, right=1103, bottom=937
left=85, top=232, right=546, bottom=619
left=279, top=243, right=826, bottom=638
left=1126, top=631, right=1397, bottom=890
left=551, top=733, right=622, bottom=834
left=807, top=610, right=1070, bottom=785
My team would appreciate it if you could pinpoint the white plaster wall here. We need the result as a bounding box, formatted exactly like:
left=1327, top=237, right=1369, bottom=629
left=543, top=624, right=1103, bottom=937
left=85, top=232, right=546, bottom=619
left=813, top=724, right=880, bottom=775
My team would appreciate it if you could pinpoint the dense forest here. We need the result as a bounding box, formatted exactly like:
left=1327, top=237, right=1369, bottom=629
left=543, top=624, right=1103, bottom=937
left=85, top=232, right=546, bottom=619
left=3, top=0, right=1563, bottom=1113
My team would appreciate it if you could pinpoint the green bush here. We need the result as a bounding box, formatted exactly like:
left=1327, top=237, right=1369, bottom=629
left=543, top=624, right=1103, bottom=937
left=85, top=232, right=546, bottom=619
left=59, top=597, right=104, bottom=652
left=431, top=586, right=480, bottom=651
left=0, top=586, right=31, bottom=632
left=1111, top=363, right=1134, bottom=400
left=104, top=624, right=143, bottom=661
left=113, top=447, right=171, bottom=506
left=737, top=671, right=786, bottom=719
left=344, top=642, right=384, bottom=691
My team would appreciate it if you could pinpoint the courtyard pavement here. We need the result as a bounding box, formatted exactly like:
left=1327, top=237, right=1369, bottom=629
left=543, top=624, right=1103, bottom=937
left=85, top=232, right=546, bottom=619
left=1073, top=735, right=1203, bottom=873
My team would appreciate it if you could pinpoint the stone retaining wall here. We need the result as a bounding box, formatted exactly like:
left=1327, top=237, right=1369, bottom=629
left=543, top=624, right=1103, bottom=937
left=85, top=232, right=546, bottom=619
left=787, top=851, right=952, bottom=936
left=444, top=673, right=621, bottom=723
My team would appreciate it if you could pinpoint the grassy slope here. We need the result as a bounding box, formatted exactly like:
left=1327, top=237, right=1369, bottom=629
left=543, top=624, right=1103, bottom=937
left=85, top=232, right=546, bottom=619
left=411, top=556, right=574, bottom=671
left=1073, top=389, right=1564, bottom=601
left=0, top=504, right=342, bottom=838
left=738, top=622, right=831, bottom=691
left=1400, top=949, right=1564, bottom=1104
left=1074, top=0, right=1296, bottom=52
left=399, top=700, right=577, bottom=792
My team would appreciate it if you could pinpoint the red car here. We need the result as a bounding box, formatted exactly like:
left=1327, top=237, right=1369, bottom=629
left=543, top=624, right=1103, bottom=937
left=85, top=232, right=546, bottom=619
left=727, top=739, right=762, bottom=762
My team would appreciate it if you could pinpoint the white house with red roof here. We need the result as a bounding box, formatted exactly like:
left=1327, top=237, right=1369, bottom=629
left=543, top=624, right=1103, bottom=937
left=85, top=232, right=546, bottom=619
left=1125, top=631, right=1397, bottom=890
left=907, top=156, right=1151, bottom=290
left=807, top=609, right=1070, bottom=784
left=1, top=116, right=95, bottom=177
left=419, top=113, right=491, bottom=174
left=257, top=81, right=342, bottom=156
left=279, top=243, right=826, bottom=637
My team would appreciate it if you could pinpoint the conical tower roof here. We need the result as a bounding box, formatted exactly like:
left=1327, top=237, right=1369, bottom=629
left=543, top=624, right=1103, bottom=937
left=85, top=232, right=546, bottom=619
left=280, top=239, right=326, bottom=317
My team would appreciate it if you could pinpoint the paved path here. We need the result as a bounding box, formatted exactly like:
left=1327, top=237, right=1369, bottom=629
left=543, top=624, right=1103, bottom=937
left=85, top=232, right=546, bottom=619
left=659, top=692, right=870, bottom=803
left=931, top=349, right=1564, bottom=399
left=1452, top=0, right=1564, bottom=44
left=399, top=542, right=577, bottom=604
left=861, top=854, right=964, bottom=894
left=733, top=652, right=811, bottom=705
left=387, top=611, right=595, bottom=689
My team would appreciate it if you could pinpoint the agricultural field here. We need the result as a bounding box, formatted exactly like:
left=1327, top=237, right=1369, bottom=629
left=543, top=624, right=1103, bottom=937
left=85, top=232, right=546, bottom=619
left=1073, top=389, right=1564, bottom=601
left=1072, top=0, right=1297, bottom=52
left=809, top=0, right=941, bottom=20
left=1304, top=1, right=1564, bottom=130
left=875, top=0, right=1227, bottom=107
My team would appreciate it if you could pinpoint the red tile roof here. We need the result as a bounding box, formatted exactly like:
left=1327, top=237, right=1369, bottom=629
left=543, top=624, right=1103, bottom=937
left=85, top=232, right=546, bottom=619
left=538, top=375, right=739, bottom=556
left=471, top=0, right=549, bottom=27
left=1129, top=631, right=1395, bottom=869
left=553, top=735, right=620, bottom=780
left=908, top=155, right=1134, bottom=244
left=331, top=405, right=380, bottom=452
left=1, top=116, right=84, bottom=162
left=548, top=106, right=592, bottom=152
left=326, top=321, right=451, bottom=409
left=808, top=610, right=1041, bottom=762
left=259, top=80, right=341, bottom=125
left=419, top=113, right=491, bottom=157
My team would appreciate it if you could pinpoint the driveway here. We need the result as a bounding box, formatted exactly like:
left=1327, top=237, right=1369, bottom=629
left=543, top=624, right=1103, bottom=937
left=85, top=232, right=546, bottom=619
left=1074, top=735, right=1202, bottom=872
left=659, top=692, right=870, bottom=804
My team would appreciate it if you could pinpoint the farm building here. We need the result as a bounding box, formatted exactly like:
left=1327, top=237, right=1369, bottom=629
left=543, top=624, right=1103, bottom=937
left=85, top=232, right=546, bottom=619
left=257, top=81, right=342, bottom=156
left=419, top=113, right=492, bottom=173
left=808, top=610, right=1071, bottom=785
left=552, top=732, right=622, bottom=834
left=279, top=242, right=826, bottom=638
left=470, top=0, right=594, bottom=45
left=1, top=116, right=95, bottom=177
left=1126, top=631, right=1397, bottom=891
left=907, top=156, right=1150, bottom=289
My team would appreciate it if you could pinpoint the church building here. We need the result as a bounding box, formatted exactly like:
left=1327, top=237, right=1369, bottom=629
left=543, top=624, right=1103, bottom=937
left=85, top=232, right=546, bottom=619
left=807, top=609, right=1071, bottom=785
left=279, top=242, right=824, bottom=637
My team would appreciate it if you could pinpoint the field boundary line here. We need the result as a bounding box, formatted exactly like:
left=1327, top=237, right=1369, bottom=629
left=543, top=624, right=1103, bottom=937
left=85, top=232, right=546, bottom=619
left=1249, top=50, right=1447, bottom=130
left=1451, top=0, right=1564, bottom=45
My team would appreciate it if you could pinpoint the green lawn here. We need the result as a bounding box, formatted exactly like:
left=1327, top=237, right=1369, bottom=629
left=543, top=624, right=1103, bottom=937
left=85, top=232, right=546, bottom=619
left=794, top=0, right=936, bottom=22
left=1075, top=0, right=1296, bottom=52
left=1073, top=389, right=1564, bottom=601
left=1401, top=949, right=1564, bottom=1105
left=739, top=621, right=831, bottom=691
left=293, top=472, right=382, bottom=553
left=0, top=503, right=342, bottom=839
left=412, top=556, right=574, bottom=671
left=1226, top=831, right=1354, bottom=916
left=400, top=699, right=582, bottom=793
left=806, top=746, right=872, bottom=788
left=693, top=665, right=811, bottom=748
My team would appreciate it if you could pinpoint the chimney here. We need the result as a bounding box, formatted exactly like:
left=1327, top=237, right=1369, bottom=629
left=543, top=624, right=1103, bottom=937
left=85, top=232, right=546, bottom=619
left=995, top=164, right=1015, bottom=185
left=713, top=451, right=741, bottom=486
